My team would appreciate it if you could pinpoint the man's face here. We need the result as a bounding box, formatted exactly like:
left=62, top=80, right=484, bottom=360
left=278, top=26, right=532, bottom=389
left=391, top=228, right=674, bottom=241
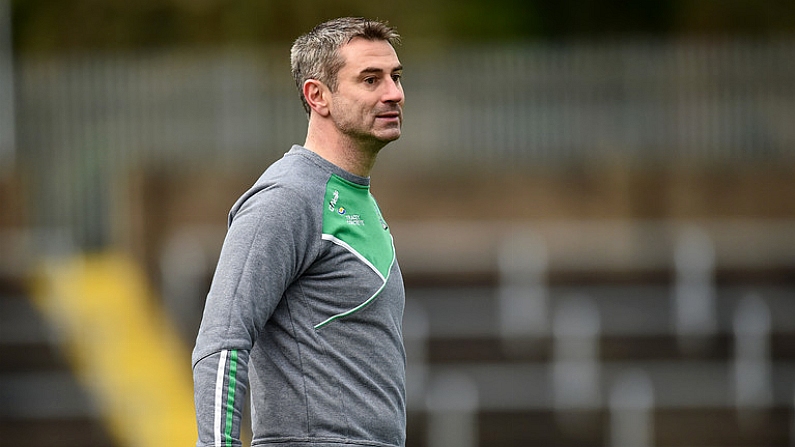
left=328, top=38, right=404, bottom=147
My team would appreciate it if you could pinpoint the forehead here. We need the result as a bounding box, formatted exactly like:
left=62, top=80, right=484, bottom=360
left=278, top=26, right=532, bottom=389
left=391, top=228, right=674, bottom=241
left=337, top=38, right=401, bottom=74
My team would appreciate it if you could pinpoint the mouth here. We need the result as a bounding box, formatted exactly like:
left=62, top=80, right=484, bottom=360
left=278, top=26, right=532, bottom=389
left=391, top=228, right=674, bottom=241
left=375, top=111, right=401, bottom=122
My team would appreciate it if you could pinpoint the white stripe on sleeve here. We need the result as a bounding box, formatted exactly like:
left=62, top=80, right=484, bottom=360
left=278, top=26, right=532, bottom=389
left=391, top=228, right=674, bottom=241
left=213, top=349, right=229, bottom=447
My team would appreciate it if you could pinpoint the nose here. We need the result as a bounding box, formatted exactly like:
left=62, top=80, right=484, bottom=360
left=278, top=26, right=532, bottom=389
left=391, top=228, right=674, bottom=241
left=383, top=78, right=404, bottom=104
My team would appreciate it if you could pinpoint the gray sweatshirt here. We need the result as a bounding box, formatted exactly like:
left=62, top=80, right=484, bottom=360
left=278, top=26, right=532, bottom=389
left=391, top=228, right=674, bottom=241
left=192, top=146, right=406, bottom=447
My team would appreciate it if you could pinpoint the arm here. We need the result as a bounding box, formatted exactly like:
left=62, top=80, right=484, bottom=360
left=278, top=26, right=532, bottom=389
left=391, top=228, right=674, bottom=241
left=192, top=185, right=314, bottom=446
left=193, top=349, right=250, bottom=446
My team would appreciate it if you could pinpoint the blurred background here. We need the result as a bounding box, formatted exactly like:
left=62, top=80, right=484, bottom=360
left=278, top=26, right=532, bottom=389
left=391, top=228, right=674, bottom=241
left=1, top=0, right=795, bottom=446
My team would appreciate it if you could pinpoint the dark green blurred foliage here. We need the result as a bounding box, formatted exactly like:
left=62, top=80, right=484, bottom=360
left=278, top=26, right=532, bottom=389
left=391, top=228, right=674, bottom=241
left=10, top=0, right=795, bottom=54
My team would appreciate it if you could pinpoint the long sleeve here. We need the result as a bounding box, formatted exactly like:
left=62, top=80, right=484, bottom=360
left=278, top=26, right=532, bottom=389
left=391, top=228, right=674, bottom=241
left=193, top=147, right=406, bottom=447
left=192, top=182, right=317, bottom=447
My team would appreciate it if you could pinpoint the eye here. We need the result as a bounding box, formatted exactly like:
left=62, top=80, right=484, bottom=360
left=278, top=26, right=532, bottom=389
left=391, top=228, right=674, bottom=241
left=391, top=73, right=402, bottom=83
left=364, top=77, right=377, bottom=85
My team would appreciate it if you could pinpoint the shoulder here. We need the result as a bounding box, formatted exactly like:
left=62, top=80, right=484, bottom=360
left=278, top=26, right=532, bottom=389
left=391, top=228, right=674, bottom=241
left=229, top=152, right=331, bottom=227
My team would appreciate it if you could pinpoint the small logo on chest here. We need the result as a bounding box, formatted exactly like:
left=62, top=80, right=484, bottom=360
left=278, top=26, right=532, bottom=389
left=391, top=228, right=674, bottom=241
left=329, top=190, right=340, bottom=212
left=330, top=189, right=366, bottom=226
left=345, top=214, right=365, bottom=226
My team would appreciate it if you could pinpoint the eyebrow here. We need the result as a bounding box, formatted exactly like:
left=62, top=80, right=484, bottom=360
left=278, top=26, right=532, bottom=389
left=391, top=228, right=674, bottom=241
left=359, top=65, right=403, bottom=75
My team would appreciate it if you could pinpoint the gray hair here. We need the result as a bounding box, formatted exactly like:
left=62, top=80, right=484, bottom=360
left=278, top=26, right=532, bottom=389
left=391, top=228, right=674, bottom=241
left=290, top=17, right=401, bottom=115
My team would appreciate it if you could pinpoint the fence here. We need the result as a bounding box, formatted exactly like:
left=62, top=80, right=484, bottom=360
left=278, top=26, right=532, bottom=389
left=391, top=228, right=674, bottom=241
left=7, top=38, right=795, bottom=247
left=0, top=0, right=14, bottom=174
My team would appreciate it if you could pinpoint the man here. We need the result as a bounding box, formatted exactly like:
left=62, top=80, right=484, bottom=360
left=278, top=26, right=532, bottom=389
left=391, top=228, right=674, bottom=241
left=192, top=17, right=407, bottom=447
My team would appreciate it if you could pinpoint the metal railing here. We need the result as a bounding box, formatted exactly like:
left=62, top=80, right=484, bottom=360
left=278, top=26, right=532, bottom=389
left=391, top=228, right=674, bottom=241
left=8, top=38, right=795, bottom=246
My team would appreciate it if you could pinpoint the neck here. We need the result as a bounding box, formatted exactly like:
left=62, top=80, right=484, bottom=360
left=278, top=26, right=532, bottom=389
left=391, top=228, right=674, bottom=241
left=303, top=119, right=383, bottom=178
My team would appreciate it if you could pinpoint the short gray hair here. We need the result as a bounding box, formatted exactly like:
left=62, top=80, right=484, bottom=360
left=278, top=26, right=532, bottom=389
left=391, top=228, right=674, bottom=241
left=290, top=17, right=401, bottom=115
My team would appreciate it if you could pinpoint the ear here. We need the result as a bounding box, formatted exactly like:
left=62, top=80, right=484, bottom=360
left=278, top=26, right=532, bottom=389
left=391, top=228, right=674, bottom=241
left=303, top=79, right=331, bottom=117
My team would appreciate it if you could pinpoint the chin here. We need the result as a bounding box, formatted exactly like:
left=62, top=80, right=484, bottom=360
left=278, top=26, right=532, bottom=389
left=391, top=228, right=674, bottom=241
left=377, top=129, right=402, bottom=142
